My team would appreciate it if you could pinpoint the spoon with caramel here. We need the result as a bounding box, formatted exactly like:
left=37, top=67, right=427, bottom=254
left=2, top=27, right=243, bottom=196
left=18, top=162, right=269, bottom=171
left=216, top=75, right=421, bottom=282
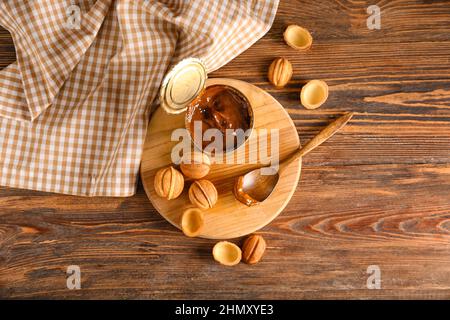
left=234, top=112, right=354, bottom=206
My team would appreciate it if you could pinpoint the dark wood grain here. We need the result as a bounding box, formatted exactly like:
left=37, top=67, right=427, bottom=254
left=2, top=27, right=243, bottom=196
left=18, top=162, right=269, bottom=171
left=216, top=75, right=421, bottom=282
left=1, top=0, right=450, bottom=299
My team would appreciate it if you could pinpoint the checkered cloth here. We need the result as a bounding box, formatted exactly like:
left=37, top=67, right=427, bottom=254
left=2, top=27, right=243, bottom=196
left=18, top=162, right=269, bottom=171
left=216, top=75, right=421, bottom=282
left=0, top=0, right=278, bottom=196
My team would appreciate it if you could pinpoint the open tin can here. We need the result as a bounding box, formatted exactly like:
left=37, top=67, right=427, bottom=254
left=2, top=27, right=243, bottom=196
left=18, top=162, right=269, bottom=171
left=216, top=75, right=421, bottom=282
left=160, top=58, right=254, bottom=155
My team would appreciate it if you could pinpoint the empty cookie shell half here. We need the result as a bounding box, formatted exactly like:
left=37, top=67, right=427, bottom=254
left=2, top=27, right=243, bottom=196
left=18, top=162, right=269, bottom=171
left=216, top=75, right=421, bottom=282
left=181, top=208, right=204, bottom=237
left=301, top=80, right=329, bottom=109
left=284, top=25, right=313, bottom=51
left=212, top=241, right=242, bottom=266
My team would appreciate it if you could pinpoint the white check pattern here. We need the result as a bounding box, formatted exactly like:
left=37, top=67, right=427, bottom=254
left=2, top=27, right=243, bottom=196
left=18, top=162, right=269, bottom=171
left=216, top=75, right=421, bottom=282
left=0, top=0, right=278, bottom=196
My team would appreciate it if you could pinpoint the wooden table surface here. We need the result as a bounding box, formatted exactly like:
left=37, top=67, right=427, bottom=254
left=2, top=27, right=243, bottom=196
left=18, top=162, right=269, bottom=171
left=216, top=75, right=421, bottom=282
left=1, top=0, right=450, bottom=299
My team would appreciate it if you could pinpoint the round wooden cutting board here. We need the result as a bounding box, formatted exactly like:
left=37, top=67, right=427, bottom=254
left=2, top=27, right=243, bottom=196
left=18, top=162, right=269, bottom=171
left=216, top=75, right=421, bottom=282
left=141, top=78, right=301, bottom=239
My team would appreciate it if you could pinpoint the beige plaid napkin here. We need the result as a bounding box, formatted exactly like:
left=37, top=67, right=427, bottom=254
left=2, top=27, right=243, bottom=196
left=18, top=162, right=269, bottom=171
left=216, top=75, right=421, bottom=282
left=0, top=0, right=279, bottom=196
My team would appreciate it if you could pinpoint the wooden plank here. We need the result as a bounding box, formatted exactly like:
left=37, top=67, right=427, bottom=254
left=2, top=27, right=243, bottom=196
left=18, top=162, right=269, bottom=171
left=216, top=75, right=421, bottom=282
left=1, top=164, right=450, bottom=299
left=0, top=0, right=450, bottom=299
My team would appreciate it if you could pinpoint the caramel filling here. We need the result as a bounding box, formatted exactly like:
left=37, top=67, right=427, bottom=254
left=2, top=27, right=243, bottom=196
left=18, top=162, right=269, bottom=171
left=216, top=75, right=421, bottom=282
left=186, top=85, right=251, bottom=152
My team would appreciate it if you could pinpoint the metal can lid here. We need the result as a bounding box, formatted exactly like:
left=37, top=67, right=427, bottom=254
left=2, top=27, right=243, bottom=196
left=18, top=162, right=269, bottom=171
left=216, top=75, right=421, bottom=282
left=160, top=58, right=207, bottom=114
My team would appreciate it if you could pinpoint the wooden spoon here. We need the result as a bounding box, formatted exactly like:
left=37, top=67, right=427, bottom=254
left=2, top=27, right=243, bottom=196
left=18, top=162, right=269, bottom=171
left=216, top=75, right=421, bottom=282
left=234, top=112, right=354, bottom=206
